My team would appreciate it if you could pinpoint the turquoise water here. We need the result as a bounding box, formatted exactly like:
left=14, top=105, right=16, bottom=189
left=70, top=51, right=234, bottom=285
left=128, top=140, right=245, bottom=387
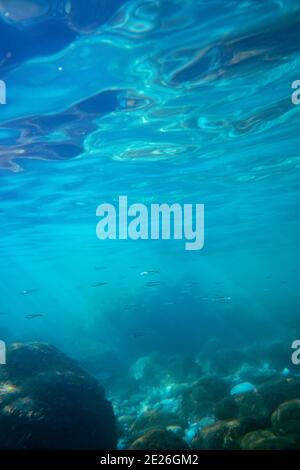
left=0, top=0, right=300, bottom=450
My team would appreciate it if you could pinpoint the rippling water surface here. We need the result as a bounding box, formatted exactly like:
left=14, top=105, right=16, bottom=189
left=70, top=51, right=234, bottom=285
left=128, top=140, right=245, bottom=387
left=0, top=0, right=300, bottom=401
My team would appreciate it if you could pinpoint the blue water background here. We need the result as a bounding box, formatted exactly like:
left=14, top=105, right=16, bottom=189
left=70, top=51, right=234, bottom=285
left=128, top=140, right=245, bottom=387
left=0, top=0, right=300, bottom=366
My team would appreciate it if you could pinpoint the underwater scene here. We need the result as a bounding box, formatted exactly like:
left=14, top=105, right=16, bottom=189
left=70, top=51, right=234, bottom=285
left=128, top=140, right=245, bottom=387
left=1, top=0, right=300, bottom=453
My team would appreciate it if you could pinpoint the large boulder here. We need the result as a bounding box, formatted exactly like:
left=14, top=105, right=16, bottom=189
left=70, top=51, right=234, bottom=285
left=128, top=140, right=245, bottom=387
left=0, top=342, right=117, bottom=449
left=258, top=377, right=300, bottom=411
left=240, top=430, right=296, bottom=450
left=192, top=419, right=246, bottom=450
left=271, top=400, right=300, bottom=440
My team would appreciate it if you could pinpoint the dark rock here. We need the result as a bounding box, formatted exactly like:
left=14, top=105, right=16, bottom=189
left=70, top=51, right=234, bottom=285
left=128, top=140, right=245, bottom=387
left=232, top=391, right=270, bottom=427
left=258, top=377, right=300, bottom=411
left=181, top=376, right=229, bottom=421
left=129, top=428, right=189, bottom=450
left=271, top=400, right=300, bottom=439
left=192, top=419, right=247, bottom=450
left=214, top=396, right=238, bottom=420
left=240, top=429, right=296, bottom=450
left=2, top=342, right=78, bottom=382
left=0, top=342, right=117, bottom=449
left=197, top=376, right=230, bottom=402
left=214, top=390, right=270, bottom=429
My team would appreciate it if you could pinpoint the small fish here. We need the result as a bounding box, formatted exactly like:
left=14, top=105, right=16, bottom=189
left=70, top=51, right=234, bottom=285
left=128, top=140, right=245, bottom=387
left=25, top=314, right=44, bottom=319
left=125, top=304, right=140, bottom=309
left=20, top=289, right=37, bottom=295
left=0, top=312, right=8, bottom=315
left=212, top=296, right=232, bottom=302
left=95, top=266, right=107, bottom=271
left=140, top=270, right=159, bottom=276
left=146, top=281, right=162, bottom=287
left=91, top=282, right=108, bottom=287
